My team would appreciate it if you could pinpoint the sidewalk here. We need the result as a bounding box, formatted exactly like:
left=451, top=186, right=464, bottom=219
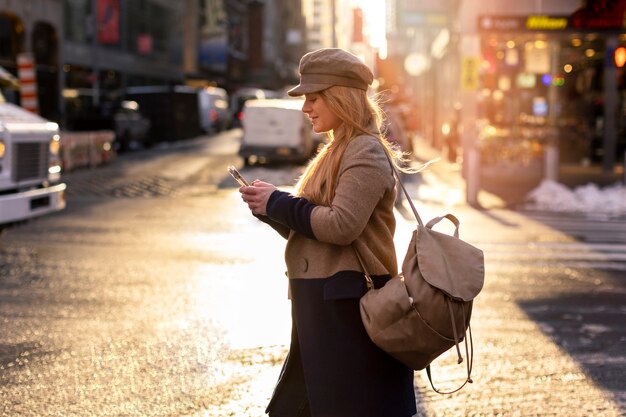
left=406, top=136, right=507, bottom=210
left=409, top=136, right=625, bottom=213
left=387, top=138, right=625, bottom=417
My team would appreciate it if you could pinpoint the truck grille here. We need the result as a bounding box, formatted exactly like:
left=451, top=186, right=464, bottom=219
left=12, top=142, right=49, bottom=182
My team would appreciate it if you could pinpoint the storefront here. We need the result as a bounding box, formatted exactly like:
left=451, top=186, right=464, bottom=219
left=467, top=2, right=626, bottom=202
left=478, top=14, right=625, bottom=158
left=0, top=1, right=62, bottom=122
left=62, top=0, right=185, bottom=128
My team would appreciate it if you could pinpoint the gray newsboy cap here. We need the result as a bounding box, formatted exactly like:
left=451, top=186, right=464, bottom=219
left=287, top=48, right=374, bottom=97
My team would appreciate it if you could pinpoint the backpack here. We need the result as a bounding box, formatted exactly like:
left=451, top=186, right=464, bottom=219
left=355, top=162, right=485, bottom=394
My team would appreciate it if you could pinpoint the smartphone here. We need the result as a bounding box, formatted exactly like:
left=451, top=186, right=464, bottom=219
left=227, top=165, right=250, bottom=187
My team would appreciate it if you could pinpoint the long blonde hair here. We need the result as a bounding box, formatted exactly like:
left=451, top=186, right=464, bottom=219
left=295, top=85, right=405, bottom=206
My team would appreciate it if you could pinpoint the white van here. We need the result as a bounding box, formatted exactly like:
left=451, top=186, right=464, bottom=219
left=239, top=98, right=321, bottom=165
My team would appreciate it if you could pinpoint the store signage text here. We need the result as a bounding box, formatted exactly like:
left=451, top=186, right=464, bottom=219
left=479, top=15, right=569, bottom=32
left=480, top=12, right=626, bottom=32
left=403, top=12, right=447, bottom=27
left=526, top=16, right=568, bottom=30
left=570, top=0, right=626, bottom=30
left=461, top=56, right=479, bottom=91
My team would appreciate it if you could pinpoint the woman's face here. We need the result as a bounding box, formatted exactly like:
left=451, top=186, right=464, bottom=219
left=302, top=93, right=342, bottom=133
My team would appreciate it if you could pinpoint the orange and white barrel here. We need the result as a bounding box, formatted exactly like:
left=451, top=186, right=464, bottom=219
left=17, top=52, right=39, bottom=114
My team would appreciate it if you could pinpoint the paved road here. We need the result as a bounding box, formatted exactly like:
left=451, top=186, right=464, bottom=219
left=518, top=210, right=626, bottom=245
left=1, top=130, right=624, bottom=416
left=390, top=202, right=626, bottom=417
left=1, top=130, right=286, bottom=417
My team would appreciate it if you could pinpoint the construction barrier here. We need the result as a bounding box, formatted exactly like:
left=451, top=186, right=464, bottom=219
left=17, top=53, right=38, bottom=114
left=60, top=130, right=116, bottom=172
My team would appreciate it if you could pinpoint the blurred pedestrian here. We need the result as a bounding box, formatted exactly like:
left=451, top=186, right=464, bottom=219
left=381, top=93, right=417, bottom=206
left=383, top=97, right=413, bottom=156
left=445, top=103, right=462, bottom=163
left=238, top=48, right=416, bottom=417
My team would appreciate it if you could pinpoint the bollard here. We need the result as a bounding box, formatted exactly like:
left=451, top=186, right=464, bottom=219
left=544, top=145, right=559, bottom=182
left=466, top=147, right=480, bottom=207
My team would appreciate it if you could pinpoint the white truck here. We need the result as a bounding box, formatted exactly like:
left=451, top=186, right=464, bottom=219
left=239, top=98, right=322, bottom=165
left=0, top=95, right=66, bottom=228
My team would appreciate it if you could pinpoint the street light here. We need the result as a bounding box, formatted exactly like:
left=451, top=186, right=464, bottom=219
left=404, top=52, right=430, bottom=77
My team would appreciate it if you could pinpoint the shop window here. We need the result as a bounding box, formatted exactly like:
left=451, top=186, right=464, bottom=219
left=126, top=1, right=183, bottom=64
left=0, top=12, right=25, bottom=64
left=32, top=22, right=58, bottom=67
left=64, top=0, right=92, bottom=43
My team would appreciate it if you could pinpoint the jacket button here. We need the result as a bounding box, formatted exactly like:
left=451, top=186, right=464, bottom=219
left=299, top=258, right=308, bottom=272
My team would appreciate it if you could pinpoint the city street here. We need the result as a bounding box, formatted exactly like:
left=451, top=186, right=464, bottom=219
left=1, top=129, right=625, bottom=417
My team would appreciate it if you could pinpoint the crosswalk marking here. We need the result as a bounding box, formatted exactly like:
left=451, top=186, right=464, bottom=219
left=481, top=241, right=626, bottom=270
left=520, top=211, right=626, bottom=244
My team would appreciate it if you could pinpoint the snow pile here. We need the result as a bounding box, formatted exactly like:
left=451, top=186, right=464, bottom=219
left=524, top=180, right=626, bottom=217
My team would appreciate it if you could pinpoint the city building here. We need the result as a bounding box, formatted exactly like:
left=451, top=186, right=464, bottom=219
left=458, top=0, right=626, bottom=201
left=382, top=0, right=625, bottom=203
left=0, top=0, right=306, bottom=131
left=0, top=0, right=64, bottom=121
left=302, top=0, right=336, bottom=50
left=205, top=0, right=307, bottom=95
left=381, top=0, right=455, bottom=148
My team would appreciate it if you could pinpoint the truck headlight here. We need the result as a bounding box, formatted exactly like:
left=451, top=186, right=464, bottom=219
left=48, top=135, right=62, bottom=180
left=49, top=134, right=60, bottom=155
left=0, top=140, right=5, bottom=159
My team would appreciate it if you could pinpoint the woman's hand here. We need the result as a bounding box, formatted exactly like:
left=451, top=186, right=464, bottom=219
left=239, top=180, right=277, bottom=216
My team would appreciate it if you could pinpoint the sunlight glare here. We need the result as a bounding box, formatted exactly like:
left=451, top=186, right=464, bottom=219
left=187, top=197, right=292, bottom=350
left=353, top=0, right=387, bottom=57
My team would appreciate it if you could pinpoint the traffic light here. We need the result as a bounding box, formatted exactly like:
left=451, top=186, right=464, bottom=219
left=615, top=46, right=626, bottom=68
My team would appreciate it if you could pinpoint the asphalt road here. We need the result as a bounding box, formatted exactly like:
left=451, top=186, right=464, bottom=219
left=1, top=129, right=624, bottom=416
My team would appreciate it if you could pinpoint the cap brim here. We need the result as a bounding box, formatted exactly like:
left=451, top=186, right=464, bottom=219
left=287, top=83, right=331, bottom=97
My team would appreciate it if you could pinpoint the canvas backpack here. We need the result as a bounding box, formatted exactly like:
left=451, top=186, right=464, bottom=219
left=355, top=161, right=485, bottom=394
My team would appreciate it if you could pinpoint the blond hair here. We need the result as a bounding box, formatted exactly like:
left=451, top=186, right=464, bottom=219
left=295, top=85, right=406, bottom=206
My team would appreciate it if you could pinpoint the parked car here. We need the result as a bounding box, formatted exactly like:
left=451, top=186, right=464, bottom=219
left=197, top=86, right=231, bottom=133
left=113, top=100, right=151, bottom=151
left=239, top=98, right=319, bottom=165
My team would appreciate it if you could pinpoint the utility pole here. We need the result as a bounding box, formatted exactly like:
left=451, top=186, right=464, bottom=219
left=331, top=0, right=337, bottom=47
left=89, top=0, right=100, bottom=107
left=603, top=35, right=618, bottom=173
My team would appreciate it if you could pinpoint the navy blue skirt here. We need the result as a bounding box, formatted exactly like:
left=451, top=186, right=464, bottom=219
left=266, top=271, right=416, bottom=417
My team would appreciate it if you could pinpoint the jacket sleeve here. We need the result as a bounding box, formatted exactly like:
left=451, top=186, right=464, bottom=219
left=264, top=190, right=316, bottom=239
left=253, top=214, right=291, bottom=240
left=309, top=136, right=394, bottom=245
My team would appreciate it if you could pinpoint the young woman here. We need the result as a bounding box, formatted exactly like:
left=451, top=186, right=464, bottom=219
left=239, top=48, right=416, bottom=417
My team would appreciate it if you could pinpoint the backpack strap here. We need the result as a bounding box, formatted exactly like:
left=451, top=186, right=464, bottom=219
left=353, top=245, right=374, bottom=291
left=384, top=151, right=440, bottom=228
left=385, top=154, right=424, bottom=227
left=426, top=300, right=475, bottom=394
left=426, top=214, right=460, bottom=238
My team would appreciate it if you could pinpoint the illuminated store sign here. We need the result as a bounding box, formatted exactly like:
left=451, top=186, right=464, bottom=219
left=525, top=16, right=568, bottom=30
left=570, top=0, right=626, bottom=30
left=479, top=16, right=569, bottom=32
left=479, top=12, right=626, bottom=32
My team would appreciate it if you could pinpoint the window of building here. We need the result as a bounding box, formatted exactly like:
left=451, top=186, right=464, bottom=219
left=64, top=0, right=92, bottom=43
left=0, top=11, right=25, bottom=65
left=33, top=21, right=58, bottom=67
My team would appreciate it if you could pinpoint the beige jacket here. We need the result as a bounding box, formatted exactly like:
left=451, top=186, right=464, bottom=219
left=285, top=134, right=398, bottom=280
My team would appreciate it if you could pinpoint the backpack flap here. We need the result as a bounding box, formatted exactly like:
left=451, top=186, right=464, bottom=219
left=415, top=222, right=484, bottom=302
